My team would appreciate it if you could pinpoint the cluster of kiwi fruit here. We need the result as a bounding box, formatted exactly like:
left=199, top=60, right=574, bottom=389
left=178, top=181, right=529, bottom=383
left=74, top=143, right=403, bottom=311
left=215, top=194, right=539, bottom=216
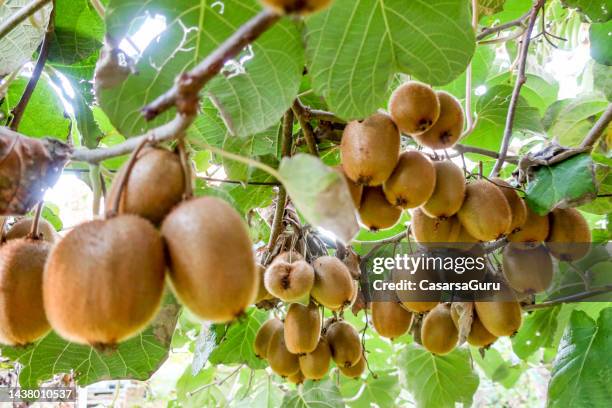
left=0, top=146, right=261, bottom=348
left=253, top=248, right=365, bottom=382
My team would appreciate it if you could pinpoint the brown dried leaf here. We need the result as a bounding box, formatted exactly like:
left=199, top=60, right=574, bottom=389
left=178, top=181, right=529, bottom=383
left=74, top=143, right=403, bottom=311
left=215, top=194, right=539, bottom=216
left=342, top=246, right=362, bottom=280
left=451, top=302, right=474, bottom=345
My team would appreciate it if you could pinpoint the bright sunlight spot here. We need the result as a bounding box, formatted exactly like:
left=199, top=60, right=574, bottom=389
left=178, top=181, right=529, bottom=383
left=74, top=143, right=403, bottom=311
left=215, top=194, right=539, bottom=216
left=119, top=14, right=168, bottom=59
left=44, top=174, right=94, bottom=231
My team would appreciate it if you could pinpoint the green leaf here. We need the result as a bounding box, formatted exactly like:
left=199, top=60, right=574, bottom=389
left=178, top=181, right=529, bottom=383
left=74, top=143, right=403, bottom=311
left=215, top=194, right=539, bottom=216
left=480, top=0, right=530, bottom=25
left=471, top=347, right=523, bottom=389
left=579, top=166, right=612, bottom=215
left=544, top=96, right=609, bottom=147
left=399, top=344, right=479, bottom=408
left=561, top=0, right=612, bottom=23
left=547, top=308, right=612, bottom=407
left=438, top=45, right=495, bottom=100
left=282, top=380, right=344, bottom=408
left=1, top=296, right=180, bottom=388
left=593, top=63, right=612, bottom=101
left=208, top=308, right=268, bottom=370
left=234, top=375, right=284, bottom=408
left=512, top=306, right=562, bottom=360
left=305, top=0, right=475, bottom=120
left=478, top=0, right=506, bottom=16
left=1, top=77, right=70, bottom=140
left=590, top=20, right=612, bottom=66
left=100, top=0, right=304, bottom=138
left=525, top=154, right=597, bottom=215
left=176, top=366, right=219, bottom=408
left=340, top=370, right=400, bottom=408
left=279, top=154, right=359, bottom=243
left=487, top=72, right=559, bottom=115
left=0, top=0, right=52, bottom=75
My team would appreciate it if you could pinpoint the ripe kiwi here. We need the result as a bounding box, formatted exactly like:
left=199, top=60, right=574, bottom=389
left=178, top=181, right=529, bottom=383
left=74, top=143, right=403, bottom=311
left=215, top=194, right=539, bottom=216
left=311, top=256, right=354, bottom=310
left=546, top=208, right=591, bottom=261
left=413, top=91, right=464, bottom=150
left=260, top=0, right=332, bottom=14
left=272, top=250, right=304, bottom=264
left=371, top=301, right=413, bottom=339
left=284, top=302, right=321, bottom=354
left=393, top=267, right=439, bottom=313
left=508, top=205, right=549, bottom=249
left=326, top=320, right=362, bottom=368
left=44, top=215, right=165, bottom=346
left=335, top=165, right=363, bottom=209
left=412, top=208, right=462, bottom=245
left=264, top=259, right=314, bottom=302
left=267, top=327, right=300, bottom=377
left=421, top=303, right=458, bottom=355
left=359, top=187, right=402, bottom=231
left=287, top=370, right=305, bottom=385
left=383, top=151, right=437, bottom=208
left=106, top=147, right=184, bottom=225
left=254, top=318, right=283, bottom=359
left=457, top=180, right=512, bottom=241
left=449, top=306, right=497, bottom=348
left=421, top=161, right=466, bottom=218
left=493, top=178, right=527, bottom=234
left=502, top=245, right=553, bottom=294
left=389, top=81, right=441, bottom=135
left=162, top=197, right=257, bottom=323
left=341, top=113, right=400, bottom=186
left=5, top=218, right=58, bottom=243
left=474, top=301, right=522, bottom=337
left=339, top=355, right=365, bottom=378
left=299, top=337, right=332, bottom=380
left=255, top=264, right=274, bottom=303
left=0, top=239, right=51, bottom=346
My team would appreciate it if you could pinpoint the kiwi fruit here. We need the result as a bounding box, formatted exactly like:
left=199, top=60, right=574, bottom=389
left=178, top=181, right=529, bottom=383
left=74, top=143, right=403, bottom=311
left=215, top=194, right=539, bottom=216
left=255, top=264, right=274, bottom=303
left=106, top=147, right=184, bottom=225
left=493, top=178, right=527, bottom=234
left=383, top=151, right=437, bottom=208
left=411, top=209, right=462, bottom=245
left=287, top=370, right=305, bottom=385
left=272, top=250, right=304, bottom=264
left=264, top=259, right=314, bottom=302
left=311, top=256, right=354, bottom=310
left=393, top=267, right=439, bottom=313
left=43, top=215, right=165, bottom=346
left=260, top=0, right=332, bottom=14
left=267, top=327, right=300, bottom=377
left=0, top=239, right=51, bottom=346
left=508, top=205, right=549, bottom=248
left=341, top=113, right=400, bottom=186
left=371, top=301, right=413, bottom=339
left=421, top=161, right=466, bottom=218
left=339, top=356, right=365, bottom=378
left=359, top=187, right=402, bottom=231
left=389, top=81, right=441, bottom=135
left=285, top=302, right=321, bottom=354
left=421, top=303, right=458, bottom=355
left=413, top=91, right=464, bottom=150
left=162, top=197, right=257, bottom=323
left=335, top=165, right=363, bottom=209
left=326, top=320, right=362, bottom=368
left=299, top=337, right=332, bottom=380
left=474, top=301, right=522, bottom=337
left=5, top=218, right=58, bottom=243
left=502, top=245, right=553, bottom=294
left=254, top=318, right=283, bottom=359
left=449, top=306, right=497, bottom=348
left=457, top=180, right=512, bottom=242
left=546, top=208, right=591, bottom=261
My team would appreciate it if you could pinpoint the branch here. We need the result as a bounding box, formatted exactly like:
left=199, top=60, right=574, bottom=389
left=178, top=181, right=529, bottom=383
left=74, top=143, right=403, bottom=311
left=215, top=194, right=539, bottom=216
left=292, top=99, right=319, bottom=156
left=475, top=11, right=530, bottom=41
left=141, top=10, right=280, bottom=120
left=452, top=144, right=519, bottom=164
left=490, top=0, right=545, bottom=178
left=0, top=0, right=52, bottom=40
left=9, top=3, right=54, bottom=131
left=580, top=103, right=612, bottom=149
left=523, top=285, right=612, bottom=311
left=199, top=177, right=280, bottom=186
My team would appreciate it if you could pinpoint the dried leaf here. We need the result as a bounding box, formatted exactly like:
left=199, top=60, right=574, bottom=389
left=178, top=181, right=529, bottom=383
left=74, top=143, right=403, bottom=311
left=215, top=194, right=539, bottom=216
left=450, top=302, right=474, bottom=345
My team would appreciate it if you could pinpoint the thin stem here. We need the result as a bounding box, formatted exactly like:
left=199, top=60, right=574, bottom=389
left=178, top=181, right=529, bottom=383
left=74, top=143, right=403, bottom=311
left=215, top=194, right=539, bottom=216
left=580, top=103, right=612, bottom=149
left=0, top=217, right=6, bottom=243
left=476, top=11, right=530, bottom=41
left=188, top=364, right=244, bottom=396
left=523, top=285, right=612, bottom=311
left=177, top=138, right=194, bottom=199
left=90, top=164, right=102, bottom=217
left=292, top=100, right=319, bottom=156
left=452, top=144, right=519, bottom=163
left=199, top=177, right=280, bottom=186
left=89, top=0, right=105, bottom=19
left=0, top=0, right=52, bottom=40
left=465, top=0, right=478, bottom=131
left=29, top=201, right=44, bottom=239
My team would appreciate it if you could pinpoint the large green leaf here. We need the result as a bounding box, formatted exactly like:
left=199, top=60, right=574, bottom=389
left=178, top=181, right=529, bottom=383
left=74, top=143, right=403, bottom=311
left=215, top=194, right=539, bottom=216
left=512, top=306, right=561, bottom=360
left=471, top=347, right=523, bottom=389
left=304, top=0, right=475, bottom=120
left=593, top=63, right=612, bottom=101
left=399, top=344, right=479, bottom=408
left=439, top=45, right=495, bottom=100
left=100, top=0, right=304, bottom=138
left=340, top=370, right=400, bottom=408
left=590, top=20, right=612, bottom=66
left=547, top=308, right=612, bottom=407
left=487, top=72, right=559, bottom=115
left=175, top=366, right=221, bottom=408
left=561, top=0, right=611, bottom=22
left=544, top=96, right=609, bottom=147
left=525, top=154, right=597, bottom=215
left=1, top=296, right=180, bottom=388
left=282, top=380, right=344, bottom=408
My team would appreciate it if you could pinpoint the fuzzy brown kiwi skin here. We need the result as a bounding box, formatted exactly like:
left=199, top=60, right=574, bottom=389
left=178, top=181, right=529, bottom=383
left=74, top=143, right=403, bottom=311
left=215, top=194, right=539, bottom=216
left=260, top=0, right=333, bottom=15
left=508, top=205, right=549, bottom=249
left=341, top=113, right=400, bottom=186
left=254, top=318, right=283, bottom=359
left=271, top=250, right=304, bottom=264
left=413, top=91, right=464, bottom=150
left=339, top=355, right=365, bottom=378
left=449, top=306, right=497, bottom=348
left=284, top=302, right=321, bottom=354
left=474, top=301, right=522, bottom=337
left=457, top=180, right=512, bottom=242
left=287, top=370, right=305, bottom=385
left=392, top=267, right=439, bottom=313
left=311, top=256, right=354, bottom=311
left=106, top=147, right=184, bottom=225
left=383, top=151, right=436, bottom=209
left=264, top=260, right=314, bottom=302
left=389, top=81, right=441, bottom=135
left=545, top=208, right=591, bottom=261
left=44, top=215, right=166, bottom=346
left=255, top=264, right=274, bottom=303
left=0, top=239, right=51, bottom=346
left=5, top=218, right=59, bottom=243
left=421, top=161, right=466, bottom=218
left=359, top=187, right=402, bottom=231
left=334, top=165, right=363, bottom=209
left=502, top=245, right=553, bottom=294
left=162, top=197, right=257, bottom=323
left=326, top=321, right=362, bottom=368
left=267, top=327, right=300, bottom=377
left=411, top=208, right=462, bottom=246
left=371, top=301, right=413, bottom=339
left=299, top=337, right=332, bottom=380
left=493, top=178, right=527, bottom=234
left=421, top=303, right=458, bottom=355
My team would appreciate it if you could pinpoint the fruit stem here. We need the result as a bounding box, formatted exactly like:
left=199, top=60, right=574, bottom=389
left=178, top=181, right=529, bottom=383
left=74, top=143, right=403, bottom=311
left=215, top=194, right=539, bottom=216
left=28, top=201, right=44, bottom=239
left=292, top=99, right=319, bottom=156
left=177, top=138, right=194, bottom=199
left=523, top=285, right=612, bottom=311
left=0, top=217, right=6, bottom=243
left=89, top=164, right=102, bottom=217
